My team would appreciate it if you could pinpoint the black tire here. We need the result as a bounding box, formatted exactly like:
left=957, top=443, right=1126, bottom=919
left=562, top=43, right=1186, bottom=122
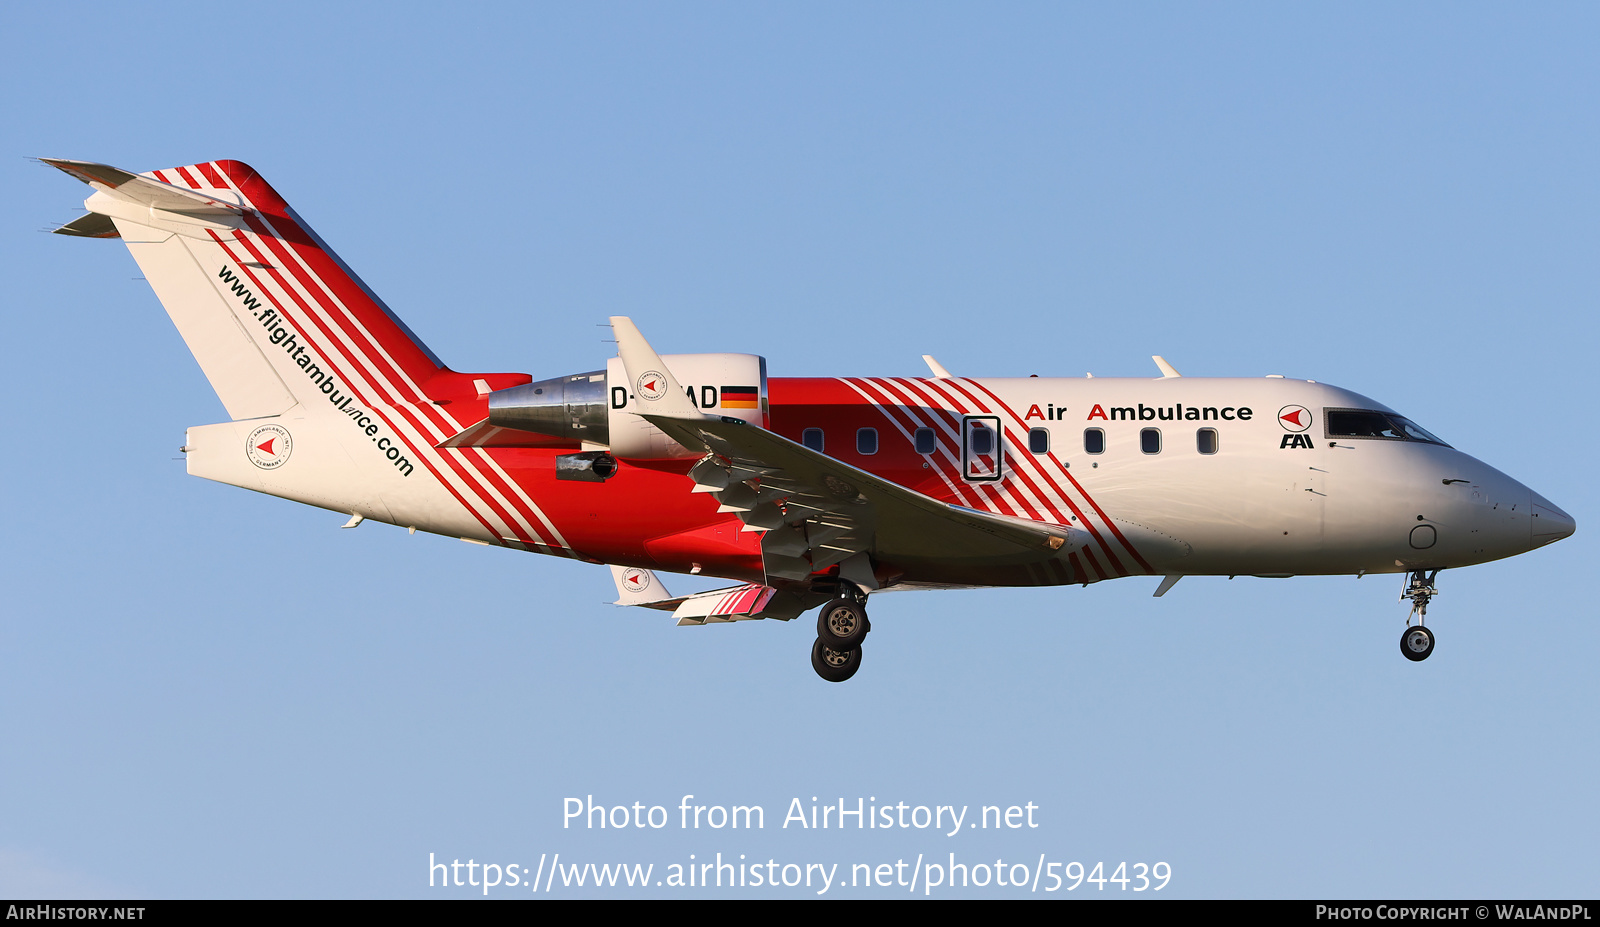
left=816, top=598, right=869, bottom=650
left=1401, top=625, right=1435, bottom=662
left=811, top=637, right=862, bottom=682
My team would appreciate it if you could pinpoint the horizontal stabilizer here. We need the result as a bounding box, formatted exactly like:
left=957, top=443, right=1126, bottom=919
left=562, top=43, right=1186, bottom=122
left=43, top=158, right=248, bottom=240
left=42, top=158, right=245, bottom=214
left=51, top=212, right=120, bottom=238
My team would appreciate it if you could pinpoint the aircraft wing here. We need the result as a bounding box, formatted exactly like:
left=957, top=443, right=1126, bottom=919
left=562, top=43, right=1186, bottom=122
left=642, top=412, right=1086, bottom=582
left=607, top=315, right=1085, bottom=585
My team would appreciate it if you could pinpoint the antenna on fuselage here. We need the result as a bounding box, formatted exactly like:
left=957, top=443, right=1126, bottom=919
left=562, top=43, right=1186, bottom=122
left=1152, top=356, right=1182, bottom=378
left=922, top=355, right=952, bottom=378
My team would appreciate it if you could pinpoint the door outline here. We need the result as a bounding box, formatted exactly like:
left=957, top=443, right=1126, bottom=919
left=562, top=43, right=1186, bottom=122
left=962, top=415, right=1003, bottom=482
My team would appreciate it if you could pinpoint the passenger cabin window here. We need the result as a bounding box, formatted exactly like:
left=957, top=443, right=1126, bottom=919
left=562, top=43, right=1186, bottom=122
left=1141, top=428, right=1161, bottom=454
left=970, top=426, right=994, bottom=457
left=1197, top=428, right=1218, bottom=455
left=1028, top=427, right=1050, bottom=454
left=914, top=427, right=937, bottom=455
left=1325, top=409, right=1450, bottom=447
left=1084, top=428, right=1105, bottom=455
left=856, top=427, right=878, bottom=455
left=802, top=428, right=824, bottom=452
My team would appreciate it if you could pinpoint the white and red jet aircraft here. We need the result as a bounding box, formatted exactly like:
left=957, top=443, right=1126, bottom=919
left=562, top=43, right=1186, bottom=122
left=47, top=158, right=1575, bottom=681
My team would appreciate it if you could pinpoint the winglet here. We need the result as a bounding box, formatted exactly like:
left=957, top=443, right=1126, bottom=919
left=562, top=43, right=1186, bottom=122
left=609, top=317, right=703, bottom=418
left=922, top=355, right=952, bottom=378
left=1153, top=356, right=1182, bottom=378
left=609, top=564, right=673, bottom=606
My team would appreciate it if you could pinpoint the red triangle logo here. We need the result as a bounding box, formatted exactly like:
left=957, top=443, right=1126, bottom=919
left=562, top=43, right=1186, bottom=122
left=1280, top=409, right=1305, bottom=427
left=644, top=380, right=658, bottom=392
left=256, top=438, right=276, bottom=455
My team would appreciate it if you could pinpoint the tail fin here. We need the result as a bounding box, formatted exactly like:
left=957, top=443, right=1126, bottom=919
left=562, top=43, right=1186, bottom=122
left=45, top=158, right=461, bottom=419
left=48, top=159, right=575, bottom=556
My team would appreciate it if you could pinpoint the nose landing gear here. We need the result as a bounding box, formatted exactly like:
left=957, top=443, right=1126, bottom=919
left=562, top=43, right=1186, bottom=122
left=1400, top=570, right=1439, bottom=662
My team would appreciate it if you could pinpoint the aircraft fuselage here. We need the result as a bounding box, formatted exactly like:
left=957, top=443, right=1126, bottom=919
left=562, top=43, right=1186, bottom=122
left=758, top=375, right=1560, bottom=585
left=47, top=157, right=1574, bottom=677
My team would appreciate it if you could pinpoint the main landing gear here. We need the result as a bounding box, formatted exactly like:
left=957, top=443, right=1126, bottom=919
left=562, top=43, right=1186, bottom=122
left=810, top=589, right=871, bottom=682
left=1400, top=570, right=1439, bottom=662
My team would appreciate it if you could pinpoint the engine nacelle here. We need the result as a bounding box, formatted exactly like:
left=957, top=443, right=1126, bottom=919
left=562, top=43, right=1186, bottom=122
left=488, top=370, right=608, bottom=444
left=485, top=354, right=767, bottom=459
left=606, top=353, right=767, bottom=459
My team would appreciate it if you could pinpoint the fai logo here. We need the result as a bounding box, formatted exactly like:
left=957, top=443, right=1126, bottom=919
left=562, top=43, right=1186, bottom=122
left=245, top=423, right=293, bottom=470
left=1277, top=405, right=1312, bottom=432
left=636, top=371, right=668, bottom=402
left=620, top=568, right=652, bottom=594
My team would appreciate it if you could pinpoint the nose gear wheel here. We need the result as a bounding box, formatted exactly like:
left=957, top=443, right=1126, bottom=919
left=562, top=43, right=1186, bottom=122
left=1401, top=625, right=1435, bottom=661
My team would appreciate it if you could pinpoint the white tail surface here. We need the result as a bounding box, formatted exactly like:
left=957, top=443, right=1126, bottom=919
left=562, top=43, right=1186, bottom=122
left=49, top=159, right=573, bottom=556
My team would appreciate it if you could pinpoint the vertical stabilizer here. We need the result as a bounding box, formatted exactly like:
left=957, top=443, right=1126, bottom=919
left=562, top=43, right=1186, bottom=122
left=45, top=158, right=447, bottom=419
left=48, top=159, right=572, bottom=557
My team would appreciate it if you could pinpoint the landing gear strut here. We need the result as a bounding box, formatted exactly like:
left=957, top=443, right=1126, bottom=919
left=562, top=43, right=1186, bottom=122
left=1400, top=570, right=1439, bottom=662
left=810, top=585, right=870, bottom=682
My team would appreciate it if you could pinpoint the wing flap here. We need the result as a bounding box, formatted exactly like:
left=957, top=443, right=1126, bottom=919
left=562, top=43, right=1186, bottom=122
left=643, top=412, right=1086, bottom=581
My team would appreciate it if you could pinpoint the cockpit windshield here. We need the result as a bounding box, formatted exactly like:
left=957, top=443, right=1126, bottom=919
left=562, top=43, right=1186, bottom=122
left=1325, top=409, right=1450, bottom=447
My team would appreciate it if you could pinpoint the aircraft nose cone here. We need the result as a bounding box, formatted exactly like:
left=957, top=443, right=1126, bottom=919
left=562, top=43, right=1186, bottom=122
left=1530, top=491, right=1576, bottom=546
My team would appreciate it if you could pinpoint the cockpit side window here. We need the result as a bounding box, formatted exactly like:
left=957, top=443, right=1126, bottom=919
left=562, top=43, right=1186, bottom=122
left=1324, top=409, right=1450, bottom=447
left=1393, top=416, right=1448, bottom=446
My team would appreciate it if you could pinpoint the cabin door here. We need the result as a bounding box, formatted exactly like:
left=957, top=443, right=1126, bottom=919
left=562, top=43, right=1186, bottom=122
left=962, top=416, right=1003, bottom=482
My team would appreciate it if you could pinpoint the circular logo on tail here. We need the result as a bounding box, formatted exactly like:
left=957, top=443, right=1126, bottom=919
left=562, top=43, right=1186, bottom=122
left=1277, top=405, right=1312, bottom=433
left=246, top=423, right=293, bottom=469
left=636, top=371, right=668, bottom=402
left=620, top=568, right=651, bottom=594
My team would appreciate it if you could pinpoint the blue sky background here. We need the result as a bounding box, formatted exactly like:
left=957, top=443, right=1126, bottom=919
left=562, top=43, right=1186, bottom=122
left=2, top=3, right=1595, bottom=898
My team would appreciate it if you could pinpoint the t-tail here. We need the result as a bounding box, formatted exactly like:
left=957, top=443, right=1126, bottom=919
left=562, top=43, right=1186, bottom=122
left=45, top=159, right=568, bottom=553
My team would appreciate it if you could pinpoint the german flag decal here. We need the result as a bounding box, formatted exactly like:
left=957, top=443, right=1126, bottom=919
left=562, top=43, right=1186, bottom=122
left=721, top=385, right=759, bottom=409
